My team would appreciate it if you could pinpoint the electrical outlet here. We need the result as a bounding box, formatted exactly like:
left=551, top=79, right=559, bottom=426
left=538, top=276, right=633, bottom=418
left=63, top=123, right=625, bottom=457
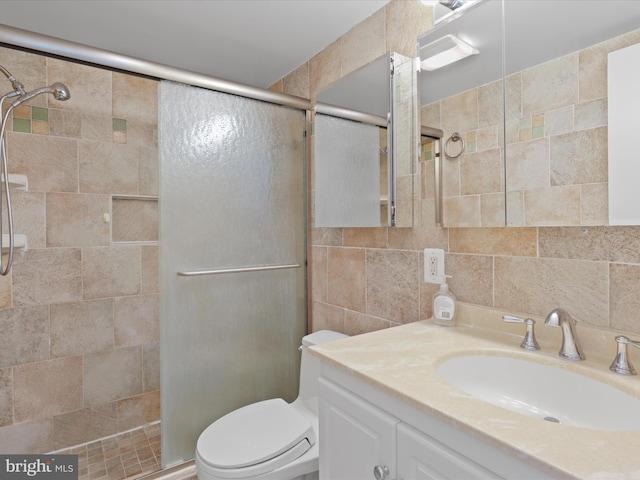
left=424, top=248, right=445, bottom=284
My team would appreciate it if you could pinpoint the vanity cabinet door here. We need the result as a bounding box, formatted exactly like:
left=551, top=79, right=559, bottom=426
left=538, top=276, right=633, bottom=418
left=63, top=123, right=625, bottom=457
left=397, top=423, right=501, bottom=480
left=319, top=377, right=398, bottom=480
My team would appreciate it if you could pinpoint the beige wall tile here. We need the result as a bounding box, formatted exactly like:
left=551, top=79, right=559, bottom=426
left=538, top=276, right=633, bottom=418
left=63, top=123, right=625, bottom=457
left=327, top=247, right=366, bottom=312
left=143, top=343, right=160, bottom=392
left=311, top=246, right=328, bottom=303
left=141, top=245, right=159, bottom=294
left=506, top=190, right=525, bottom=226
left=343, top=228, right=388, bottom=248
left=310, top=226, right=342, bottom=247
left=504, top=74, right=522, bottom=122
left=610, top=263, right=640, bottom=332
left=480, top=193, right=506, bottom=227
left=309, top=41, right=341, bottom=96
left=84, top=346, right=142, bottom=406
left=114, top=294, right=159, bottom=347
left=578, top=31, right=640, bottom=103
left=50, top=299, right=114, bottom=358
left=543, top=105, right=574, bottom=137
left=7, top=132, right=78, bottom=192
left=81, top=114, right=113, bottom=142
left=574, top=98, right=607, bottom=130
left=46, top=193, right=110, bottom=247
left=14, top=356, right=83, bottom=423
left=476, top=125, right=499, bottom=151
left=478, top=79, right=503, bottom=128
left=0, top=368, right=12, bottom=427
left=442, top=154, right=460, bottom=197
left=0, top=45, right=159, bottom=450
left=344, top=310, right=391, bottom=336
left=441, top=89, right=478, bottom=136
left=0, top=419, right=52, bottom=454
left=49, top=109, right=82, bottom=139
left=12, top=248, right=83, bottom=306
left=581, top=183, right=608, bottom=225
left=127, top=120, right=157, bottom=149
left=282, top=62, right=310, bottom=99
left=48, top=58, right=112, bottom=116
left=117, top=391, right=160, bottom=432
left=460, top=148, right=502, bottom=195
left=340, top=8, right=386, bottom=76
left=522, top=53, right=579, bottom=115
left=446, top=254, right=493, bottom=307
left=443, top=196, right=481, bottom=227
left=494, top=256, right=609, bottom=327
left=505, top=138, right=549, bottom=191
left=366, top=249, right=420, bottom=323
left=79, top=141, right=139, bottom=194
left=112, top=198, right=158, bottom=242
left=112, top=73, right=158, bottom=123
left=4, top=192, right=45, bottom=249
left=0, top=49, right=47, bottom=106
left=550, top=127, right=607, bottom=186
left=82, top=246, right=141, bottom=299
left=386, top=0, right=433, bottom=57
left=311, top=301, right=345, bottom=334
left=538, top=226, right=640, bottom=264
left=419, top=280, right=440, bottom=321
left=53, top=403, right=117, bottom=451
left=524, top=186, right=581, bottom=226
left=449, top=227, right=537, bottom=257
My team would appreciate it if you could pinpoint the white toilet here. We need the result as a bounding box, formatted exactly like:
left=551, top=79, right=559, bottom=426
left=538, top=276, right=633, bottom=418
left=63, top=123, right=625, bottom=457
left=195, top=330, right=348, bottom=480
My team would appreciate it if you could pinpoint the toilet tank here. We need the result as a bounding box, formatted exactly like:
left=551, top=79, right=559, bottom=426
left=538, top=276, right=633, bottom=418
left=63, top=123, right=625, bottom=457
left=297, top=330, right=348, bottom=411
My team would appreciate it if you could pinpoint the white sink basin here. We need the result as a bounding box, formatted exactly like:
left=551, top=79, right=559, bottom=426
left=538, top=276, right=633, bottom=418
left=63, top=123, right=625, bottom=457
left=438, top=355, right=640, bottom=430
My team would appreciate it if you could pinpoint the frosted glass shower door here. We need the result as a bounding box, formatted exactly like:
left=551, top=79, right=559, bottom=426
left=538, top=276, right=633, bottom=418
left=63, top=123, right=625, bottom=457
left=159, top=81, right=307, bottom=466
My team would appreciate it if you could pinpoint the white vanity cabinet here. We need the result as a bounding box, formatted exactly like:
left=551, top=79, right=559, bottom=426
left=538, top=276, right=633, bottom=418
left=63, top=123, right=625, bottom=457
left=318, top=363, right=555, bottom=480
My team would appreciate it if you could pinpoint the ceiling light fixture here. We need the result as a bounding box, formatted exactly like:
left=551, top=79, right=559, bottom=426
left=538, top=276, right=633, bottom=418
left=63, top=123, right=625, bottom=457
left=419, top=34, right=479, bottom=71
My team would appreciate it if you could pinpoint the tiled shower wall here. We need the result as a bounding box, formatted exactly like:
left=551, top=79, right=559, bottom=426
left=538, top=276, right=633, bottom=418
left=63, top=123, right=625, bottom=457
left=0, top=46, right=159, bottom=453
left=270, top=0, right=640, bottom=337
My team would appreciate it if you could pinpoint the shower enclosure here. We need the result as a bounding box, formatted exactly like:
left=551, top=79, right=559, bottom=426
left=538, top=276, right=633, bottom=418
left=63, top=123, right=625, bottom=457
left=159, top=81, right=308, bottom=466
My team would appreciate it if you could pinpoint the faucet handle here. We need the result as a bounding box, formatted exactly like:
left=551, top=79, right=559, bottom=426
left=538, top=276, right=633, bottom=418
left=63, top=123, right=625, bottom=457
left=610, top=336, right=640, bottom=375
left=502, top=315, right=540, bottom=351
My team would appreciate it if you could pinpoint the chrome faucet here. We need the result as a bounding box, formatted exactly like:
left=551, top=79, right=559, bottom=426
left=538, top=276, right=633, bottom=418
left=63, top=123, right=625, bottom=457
left=610, top=336, right=640, bottom=375
left=502, top=315, right=540, bottom=350
left=544, top=308, right=586, bottom=361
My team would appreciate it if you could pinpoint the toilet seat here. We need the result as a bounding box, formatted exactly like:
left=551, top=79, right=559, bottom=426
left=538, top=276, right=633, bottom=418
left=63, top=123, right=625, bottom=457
left=197, top=398, right=316, bottom=478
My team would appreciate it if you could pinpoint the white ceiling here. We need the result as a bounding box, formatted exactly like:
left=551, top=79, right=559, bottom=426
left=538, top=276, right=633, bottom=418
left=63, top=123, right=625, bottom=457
left=0, top=0, right=390, bottom=89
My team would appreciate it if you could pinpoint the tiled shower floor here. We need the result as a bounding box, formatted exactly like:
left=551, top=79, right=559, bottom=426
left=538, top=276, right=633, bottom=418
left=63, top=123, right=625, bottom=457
left=54, top=422, right=161, bottom=480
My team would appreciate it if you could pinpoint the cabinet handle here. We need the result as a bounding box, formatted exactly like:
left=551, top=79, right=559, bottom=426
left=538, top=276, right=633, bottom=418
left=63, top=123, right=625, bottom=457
left=373, top=465, right=390, bottom=480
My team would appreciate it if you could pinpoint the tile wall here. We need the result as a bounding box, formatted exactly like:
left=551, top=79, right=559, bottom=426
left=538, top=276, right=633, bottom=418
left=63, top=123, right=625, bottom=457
left=0, top=46, right=159, bottom=454
left=270, top=0, right=640, bottom=339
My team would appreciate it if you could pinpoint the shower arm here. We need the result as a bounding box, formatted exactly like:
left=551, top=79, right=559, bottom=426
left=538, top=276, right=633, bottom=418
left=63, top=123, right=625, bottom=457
left=0, top=65, right=26, bottom=97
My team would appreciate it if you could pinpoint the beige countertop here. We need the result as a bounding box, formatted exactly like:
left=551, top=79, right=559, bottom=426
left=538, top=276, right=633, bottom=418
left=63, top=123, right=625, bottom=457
left=310, top=303, right=640, bottom=479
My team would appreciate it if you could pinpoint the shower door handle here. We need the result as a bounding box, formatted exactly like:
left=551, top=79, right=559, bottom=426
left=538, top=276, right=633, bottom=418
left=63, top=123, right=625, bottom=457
left=177, top=263, right=300, bottom=276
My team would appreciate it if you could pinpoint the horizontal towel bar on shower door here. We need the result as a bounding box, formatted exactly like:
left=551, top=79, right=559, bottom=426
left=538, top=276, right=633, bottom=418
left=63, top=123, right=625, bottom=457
left=177, top=263, right=301, bottom=277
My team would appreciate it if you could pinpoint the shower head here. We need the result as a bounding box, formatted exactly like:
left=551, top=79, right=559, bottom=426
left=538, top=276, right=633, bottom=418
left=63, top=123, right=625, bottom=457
left=11, top=82, right=70, bottom=108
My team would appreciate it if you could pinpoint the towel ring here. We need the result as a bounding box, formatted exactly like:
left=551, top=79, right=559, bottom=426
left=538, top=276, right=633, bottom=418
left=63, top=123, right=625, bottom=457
left=444, top=132, right=465, bottom=158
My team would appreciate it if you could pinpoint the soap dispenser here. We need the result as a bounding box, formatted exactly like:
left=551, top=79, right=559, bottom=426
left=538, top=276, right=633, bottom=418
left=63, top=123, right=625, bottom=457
left=432, top=280, right=456, bottom=326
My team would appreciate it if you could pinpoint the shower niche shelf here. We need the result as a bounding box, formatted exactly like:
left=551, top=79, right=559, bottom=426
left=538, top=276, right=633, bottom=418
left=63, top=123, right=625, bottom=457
left=1, top=234, right=27, bottom=252
left=0, top=173, right=28, bottom=191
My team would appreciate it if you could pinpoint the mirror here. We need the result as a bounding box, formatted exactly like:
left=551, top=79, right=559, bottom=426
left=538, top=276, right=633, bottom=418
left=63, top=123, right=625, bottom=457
left=419, top=0, right=505, bottom=227
left=418, top=0, right=640, bottom=227
left=314, top=52, right=420, bottom=227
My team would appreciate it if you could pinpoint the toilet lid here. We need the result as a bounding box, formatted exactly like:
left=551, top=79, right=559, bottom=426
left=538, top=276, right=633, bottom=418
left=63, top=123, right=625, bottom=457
left=197, top=398, right=315, bottom=470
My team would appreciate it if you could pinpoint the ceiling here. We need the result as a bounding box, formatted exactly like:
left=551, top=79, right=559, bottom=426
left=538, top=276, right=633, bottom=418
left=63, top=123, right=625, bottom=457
left=0, top=0, right=391, bottom=89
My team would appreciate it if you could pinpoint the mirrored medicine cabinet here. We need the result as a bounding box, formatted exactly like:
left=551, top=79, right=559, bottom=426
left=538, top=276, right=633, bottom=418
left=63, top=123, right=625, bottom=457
left=419, top=0, right=640, bottom=227
left=314, top=51, right=438, bottom=228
